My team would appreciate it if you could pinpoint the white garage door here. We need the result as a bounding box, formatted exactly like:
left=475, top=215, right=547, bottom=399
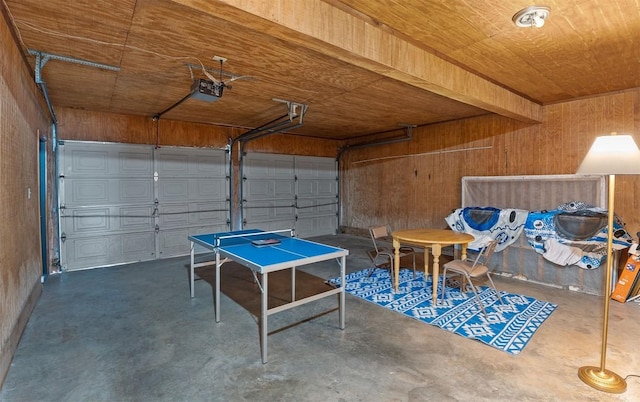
left=242, top=153, right=338, bottom=237
left=294, top=156, right=339, bottom=238
left=59, top=141, right=229, bottom=271
left=155, top=147, right=229, bottom=258
left=242, top=153, right=296, bottom=232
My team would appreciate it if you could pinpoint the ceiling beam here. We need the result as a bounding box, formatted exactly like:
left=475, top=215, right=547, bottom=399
left=172, top=0, right=542, bottom=124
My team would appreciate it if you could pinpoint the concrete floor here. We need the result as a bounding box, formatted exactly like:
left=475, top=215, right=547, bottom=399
left=1, top=234, right=640, bottom=401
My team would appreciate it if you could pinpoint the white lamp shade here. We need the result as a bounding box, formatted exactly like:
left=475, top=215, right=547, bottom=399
left=577, top=134, right=640, bottom=175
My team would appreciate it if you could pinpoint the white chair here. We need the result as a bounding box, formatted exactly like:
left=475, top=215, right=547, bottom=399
left=440, top=240, right=503, bottom=315
left=367, top=226, right=416, bottom=278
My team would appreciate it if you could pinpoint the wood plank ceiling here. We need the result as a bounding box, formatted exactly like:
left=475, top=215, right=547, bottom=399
left=3, top=0, right=640, bottom=140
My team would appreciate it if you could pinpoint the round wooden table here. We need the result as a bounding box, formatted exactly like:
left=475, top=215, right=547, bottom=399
left=392, top=229, right=475, bottom=304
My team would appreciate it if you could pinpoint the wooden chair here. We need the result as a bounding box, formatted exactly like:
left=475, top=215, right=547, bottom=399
left=367, top=226, right=416, bottom=278
left=440, top=240, right=503, bottom=315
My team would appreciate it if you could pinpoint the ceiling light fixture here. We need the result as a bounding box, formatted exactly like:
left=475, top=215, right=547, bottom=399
left=512, top=5, right=550, bottom=28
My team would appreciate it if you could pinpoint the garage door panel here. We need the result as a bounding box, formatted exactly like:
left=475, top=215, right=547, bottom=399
left=68, top=236, right=114, bottom=261
left=244, top=154, right=294, bottom=179
left=295, top=219, right=315, bottom=238
left=120, top=206, right=155, bottom=230
left=294, top=156, right=338, bottom=237
left=121, top=179, right=154, bottom=203
left=156, top=148, right=227, bottom=177
left=158, top=204, right=189, bottom=227
left=68, top=149, right=109, bottom=175
left=244, top=220, right=295, bottom=232
left=63, top=231, right=155, bottom=270
left=157, top=153, right=189, bottom=176
left=316, top=180, right=338, bottom=196
left=243, top=154, right=295, bottom=206
left=157, top=202, right=228, bottom=228
left=244, top=201, right=272, bottom=220
left=122, top=233, right=156, bottom=257
left=68, top=207, right=111, bottom=233
left=297, top=181, right=313, bottom=196
left=64, top=178, right=154, bottom=206
left=297, top=199, right=314, bottom=216
left=296, top=200, right=338, bottom=236
left=158, top=179, right=188, bottom=202
left=190, top=153, right=227, bottom=176
left=275, top=180, right=295, bottom=198
left=119, top=152, right=154, bottom=174
left=158, top=178, right=226, bottom=202
left=191, top=179, right=226, bottom=200
left=244, top=201, right=295, bottom=221
left=60, top=142, right=230, bottom=271
left=157, top=227, right=190, bottom=257
left=154, top=147, right=229, bottom=259
left=67, top=179, right=109, bottom=205
left=296, top=216, right=338, bottom=237
left=159, top=223, right=229, bottom=257
left=274, top=159, right=294, bottom=177
left=317, top=199, right=338, bottom=214
left=295, top=157, right=336, bottom=179
left=63, top=206, right=154, bottom=237
left=242, top=153, right=337, bottom=238
left=62, top=144, right=153, bottom=177
left=297, top=180, right=338, bottom=197
left=244, top=180, right=270, bottom=199
left=296, top=198, right=338, bottom=217
left=188, top=202, right=228, bottom=225
left=244, top=180, right=294, bottom=200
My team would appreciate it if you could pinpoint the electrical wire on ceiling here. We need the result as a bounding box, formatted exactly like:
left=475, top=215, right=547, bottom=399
left=153, top=57, right=253, bottom=120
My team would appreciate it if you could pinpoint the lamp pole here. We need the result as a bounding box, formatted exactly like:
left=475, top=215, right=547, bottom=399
left=575, top=132, right=640, bottom=394
left=576, top=173, right=626, bottom=392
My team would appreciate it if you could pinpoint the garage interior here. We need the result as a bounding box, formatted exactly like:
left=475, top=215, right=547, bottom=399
left=1, top=1, right=640, bottom=400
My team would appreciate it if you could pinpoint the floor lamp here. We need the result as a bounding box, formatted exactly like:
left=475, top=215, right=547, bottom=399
left=576, top=132, right=640, bottom=393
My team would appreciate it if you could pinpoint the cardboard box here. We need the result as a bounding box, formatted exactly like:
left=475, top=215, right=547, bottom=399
left=612, top=251, right=640, bottom=303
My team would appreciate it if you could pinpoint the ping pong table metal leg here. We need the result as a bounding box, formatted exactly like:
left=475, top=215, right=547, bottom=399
left=339, top=255, right=346, bottom=329
left=291, top=267, right=296, bottom=301
left=261, top=272, right=268, bottom=363
left=215, top=251, right=221, bottom=323
left=190, top=241, right=195, bottom=298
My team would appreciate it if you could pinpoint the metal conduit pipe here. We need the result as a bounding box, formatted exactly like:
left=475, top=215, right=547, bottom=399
left=239, top=121, right=301, bottom=153
left=337, top=124, right=416, bottom=161
left=30, top=49, right=119, bottom=125
left=240, top=123, right=303, bottom=153
left=28, top=49, right=121, bottom=72
left=234, top=114, right=290, bottom=143
left=39, top=81, right=57, bottom=125
left=32, top=52, right=57, bottom=124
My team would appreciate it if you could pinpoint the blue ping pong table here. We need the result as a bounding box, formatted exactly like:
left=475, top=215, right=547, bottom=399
left=188, top=229, right=349, bottom=363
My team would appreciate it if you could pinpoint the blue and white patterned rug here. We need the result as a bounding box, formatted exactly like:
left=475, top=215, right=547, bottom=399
left=328, top=268, right=557, bottom=355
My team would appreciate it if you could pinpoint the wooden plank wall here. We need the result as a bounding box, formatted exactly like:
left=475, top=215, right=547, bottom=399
left=0, top=10, right=49, bottom=386
left=57, top=108, right=341, bottom=156
left=340, top=89, right=640, bottom=240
